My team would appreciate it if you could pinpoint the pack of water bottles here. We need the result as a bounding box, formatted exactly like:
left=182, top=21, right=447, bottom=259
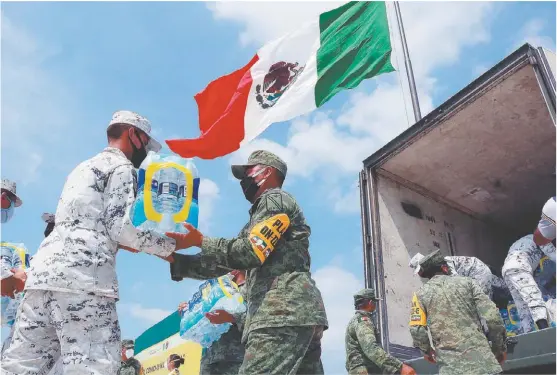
left=500, top=300, right=521, bottom=336
left=130, top=151, right=200, bottom=234
left=179, top=275, right=246, bottom=348
left=0, top=242, right=30, bottom=327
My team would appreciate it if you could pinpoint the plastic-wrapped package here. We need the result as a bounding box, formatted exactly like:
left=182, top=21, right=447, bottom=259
left=130, top=151, right=200, bottom=234
left=180, top=275, right=246, bottom=348
left=0, top=242, right=30, bottom=326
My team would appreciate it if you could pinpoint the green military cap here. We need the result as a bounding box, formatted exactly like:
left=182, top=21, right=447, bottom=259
left=231, top=150, right=287, bottom=180
left=122, top=339, right=134, bottom=349
left=418, top=249, right=446, bottom=271
left=354, top=288, right=381, bottom=304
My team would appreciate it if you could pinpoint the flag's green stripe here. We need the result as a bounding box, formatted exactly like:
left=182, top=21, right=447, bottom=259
left=134, top=311, right=181, bottom=355
left=315, top=1, right=395, bottom=107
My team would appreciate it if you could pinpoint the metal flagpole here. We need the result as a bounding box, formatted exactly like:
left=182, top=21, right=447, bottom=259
left=393, top=1, right=422, bottom=123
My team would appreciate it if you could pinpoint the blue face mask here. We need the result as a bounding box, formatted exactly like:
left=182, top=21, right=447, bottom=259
left=1, top=201, right=14, bottom=223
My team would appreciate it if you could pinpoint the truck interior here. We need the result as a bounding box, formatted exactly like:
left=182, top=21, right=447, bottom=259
left=360, top=44, right=556, bottom=372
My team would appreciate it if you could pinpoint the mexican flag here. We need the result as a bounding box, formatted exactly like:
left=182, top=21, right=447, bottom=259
left=167, top=1, right=394, bottom=159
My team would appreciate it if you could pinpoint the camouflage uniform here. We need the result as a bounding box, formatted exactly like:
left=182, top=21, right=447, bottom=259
left=2, top=141, right=176, bottom=374
left=118, top=340, right=144, bottom=375
left=345, top=289, right=403, bottom=375
left=445, top=256, right=507, bottom=299
left=170, top=150, right=328, bottom=375
left=200, top=284, right=247, bottom=375
left=409, top=250, right=506, bottom=375
left=537, top=197, right=556, bottom=242
left=502, top=235, right=556, bottom=333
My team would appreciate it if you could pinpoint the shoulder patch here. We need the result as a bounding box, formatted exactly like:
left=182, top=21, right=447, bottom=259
left=265, top=193, right=284, bottom=213
left=249, top=214, right=290, bottom=263
left=409, top=293, right=427, bottom=327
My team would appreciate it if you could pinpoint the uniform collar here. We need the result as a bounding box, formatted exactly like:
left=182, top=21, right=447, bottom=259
left=104, top=146, right=129, bottom=160
left=248, top=187, right=281, bottom=215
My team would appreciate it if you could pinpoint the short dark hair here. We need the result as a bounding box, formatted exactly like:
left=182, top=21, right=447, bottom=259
left=107, top=123, right=133, bottom=140
left=275, top=170, right=285, bottom=187
left=420, top=261, right=448, bottom=279
left=354, top=299, right=370, bottom=310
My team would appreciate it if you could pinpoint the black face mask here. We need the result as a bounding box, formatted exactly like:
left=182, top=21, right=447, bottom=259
left=44, top=222, right=55, bottom=238
left=129, top=132, right=147, bottom=168
left=240, top=168, right=266, bottom=202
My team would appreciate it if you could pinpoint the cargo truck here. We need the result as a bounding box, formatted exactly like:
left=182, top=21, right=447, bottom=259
left=359, top=43, right=556, bottom=373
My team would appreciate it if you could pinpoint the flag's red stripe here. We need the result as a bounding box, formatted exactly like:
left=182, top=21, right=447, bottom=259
left=166, top=54, right=259, bottom=159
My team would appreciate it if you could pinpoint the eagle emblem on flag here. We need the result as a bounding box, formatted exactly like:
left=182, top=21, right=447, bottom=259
left=255, top=61, right=304, bottom=109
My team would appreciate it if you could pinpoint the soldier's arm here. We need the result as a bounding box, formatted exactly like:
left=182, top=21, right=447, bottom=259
left=199, top=192, right=293, bottom=270
left=104, top=165, right=176, bottom=257
left=355, top=318, right=403, bottom=374
left=169, top=253, right=231, bottom=282
left=472, top=279, right=507, bottom=356
left=409, top=293, right=433, bottom=354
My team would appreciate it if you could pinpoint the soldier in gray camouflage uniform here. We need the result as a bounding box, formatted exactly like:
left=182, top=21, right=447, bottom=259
left=1, top=111, right=190, bottom=375
left=165, top=150, right=328, bottom=375
left=502, top=234, right=556, bottom=333
left=117, top=339, right=144, bottom=375
left=409, top=253, right=507, bottom=300
left=345, top=289, right=416, bottom=375
left=409, top=250, right=507, bottom=375
left=177, top=270, right=247, bottom=375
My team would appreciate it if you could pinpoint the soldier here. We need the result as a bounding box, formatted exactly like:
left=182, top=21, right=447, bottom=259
left=534, top=196, right=556, bottom=246
left=1, top=179, right=26, bottom=297
left=42, top=212, right=56, bottom=238
left=409, top=250, right=507, bottom=375
left=502, top=234, right=555, bottom=332
left=1, top=111, right=190, bottom=374
left=409, top=253, right=508, bottom=300
left=178, top=270, right=247, bottom=375
left=164, top=150, right=328, bottom=375
left=117, top=340, right=144, bottom=375
left=345, top=288, right=416, bottom=375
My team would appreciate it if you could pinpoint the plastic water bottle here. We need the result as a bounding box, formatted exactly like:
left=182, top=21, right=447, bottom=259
left=180, top=276, right=246, bottom=348
left=1, top=292, right=23, bottom=327
left=507, top=301, right=521, bottom=334
left=184, top=159, right=200, bottom=228
left=157, top=167, right=181, bottom=232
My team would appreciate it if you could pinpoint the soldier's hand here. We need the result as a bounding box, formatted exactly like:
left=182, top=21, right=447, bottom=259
left=205, top=310, right=235, bottom=325
left=166, top=223, right=204, bottom=250
left=119, top=244, right=140, bottom=253
left=400, top=364, right=417, bottom=375
left=497, top=352, right=507, bottom=365
left=424, top=352, right=436, bottom=364
left=11, top=268, right=26, bottom=293
left=1, top=275, right=16, bottom=298
left=178, top=301, right=188, bottom=314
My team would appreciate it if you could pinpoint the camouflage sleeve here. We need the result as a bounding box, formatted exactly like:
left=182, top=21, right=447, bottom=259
left=200, top=192, right=292, bottom=270
left=233, top=285, right=247, bottom=332
left=170, top=253, right=231, bottom=282
left=355, top=317, right=403, bottom=374
left=471, top=279, right=507, bottom=356
left=0, top=245, right=15, bottom=280
left=409, top=293, right=432, bottom=354
left=104, top=165, right=176, bottom=257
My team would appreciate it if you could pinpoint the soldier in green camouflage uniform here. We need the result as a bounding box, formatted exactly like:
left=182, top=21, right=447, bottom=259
left=166, top=150, right=328, bottom=375
left=117, top=339, right=144, bottom=375
left=409, top=250, right=507, bottom=375
left=345, top=289, right=416, bottom=375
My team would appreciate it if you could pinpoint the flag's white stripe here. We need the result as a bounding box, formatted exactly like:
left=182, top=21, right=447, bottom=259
left=242, top=20, right=320, bottom=145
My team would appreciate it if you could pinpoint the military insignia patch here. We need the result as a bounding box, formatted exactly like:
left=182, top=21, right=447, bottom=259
left=249, top=214, right=290, bottom=263
left=409, top=293, right=427, bottom=326
left=255, top=61, right=304, bottom=109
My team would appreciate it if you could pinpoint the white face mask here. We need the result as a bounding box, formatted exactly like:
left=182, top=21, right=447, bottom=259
left=125, top=349, right=134, bottom=358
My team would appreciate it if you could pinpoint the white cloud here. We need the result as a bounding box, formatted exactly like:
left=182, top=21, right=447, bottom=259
left=213, top=2, right=497, bottom=209
left=514, top=18, right=556, bottom=52
left=198, top=178, right=220, bottom=234
left=314, top=265, right=363, bottom=373
left=120, top=303, right=172, bottom=325
left=1, top=11, right=77, bottom=185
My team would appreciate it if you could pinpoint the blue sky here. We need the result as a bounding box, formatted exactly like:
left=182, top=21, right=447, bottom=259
left=1, top=1, right=555, bottom=373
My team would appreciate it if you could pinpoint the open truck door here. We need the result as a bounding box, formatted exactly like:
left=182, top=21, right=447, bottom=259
left=359, top=43, right=556, bottom=373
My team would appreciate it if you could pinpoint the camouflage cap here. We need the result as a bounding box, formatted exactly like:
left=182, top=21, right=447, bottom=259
left=231, top=150, right=287, bottom=180
left=418, top=249, right=446, bottom=271
left=354, top=288, right=381, bottom=304
left=122, top=339, right=134, bottom=349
